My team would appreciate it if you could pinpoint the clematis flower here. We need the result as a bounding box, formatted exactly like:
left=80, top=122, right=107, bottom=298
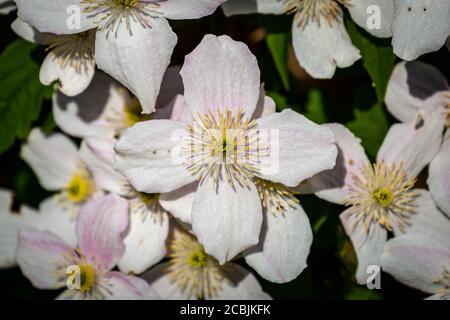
left=387, top=0, right=450, bottom=61
left=115, top=35, right=337, bottom=266
left=222, top=0, right=393, bottom=78
left=14, top=0, right=226, bottom=113
left=16, top=194, right=159, bottom=300
left=302, top=114, right=445, bottom=284
left=12, top=18, right=96, bottom=97
left=79, top=136, right=193, bottom=274
left=0, top=0, right=16, bottom=15
left=381, top=194, right=450, bottom=300
left=0, top=189, right=77, bottom=268
left=20, top=128, right=103, bottom=216
left=143, top=227, right=271, bottom=300
left=53, top=67, right=183, bottom=139
left=385, top=61, right=450, bottom=217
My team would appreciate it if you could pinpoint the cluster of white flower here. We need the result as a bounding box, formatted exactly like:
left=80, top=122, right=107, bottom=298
left=0, top=0, right=449, bottom=300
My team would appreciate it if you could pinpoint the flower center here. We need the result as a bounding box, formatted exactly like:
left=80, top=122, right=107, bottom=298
left=81, top=0, right=164, bottom=36
left=44, top=30, right=95, bottom=75
left=128, top=191, right=165, bottom=222
left=282, top=0, right=350, bottom=28
left=66, top=171, right=94, bottom=204
left=123, top=99, right=151, bottom=127
left=254, top=178, right=299, bottom=216
left=434, top=267, right=450, bottom=300
left=346, top=162, right=418, bottom=233
left=167, top=230, right=229, bottom=299
left=78, top=263, right=96, bottom=292
left=184, top=109, right=267, bottom=189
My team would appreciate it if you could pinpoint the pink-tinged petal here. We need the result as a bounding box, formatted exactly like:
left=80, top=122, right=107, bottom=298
left=40, top=52, right=95, bottom=97
left=76, top=194, right=128, bottom=271
left=244, top=203, right=312, bottom=283
left=377, top=112, right=445, bottom=178
left=118, top=210, right=169, bottom=274
left=305, top=123, right=370, bottom=205
left=255, top=109, right=337, bottom=187
left=53, top=71, right=125, bottom=139
left=158, top=0, right=225, bottom=20
left=292, top=16, right=360, bottom=79
left=407, top=190, right=450, bottom=247
left=15, top=0, right=96, bottom=34
left=143, top=263, right=192, bottom=300
left=16, top=228, right=76, bottom=289
left=95, top=18, right=177, bottom=114
left=180, top=34, right=261, bottom=117
left=114, top=120, right=195, bottom=194
left=159, top=182, right=197, bottom=224
left=428, top=131, right=450, bottom=217
left=100, top=271, right=159, bottom=300
left=381, top=232, right=450, bottom=294
left=80, top=138, right=129, bottom=196
left=192, top=174, right=262, bottom=264
left=346, top=0, right=393, bottom=38
left=392, top=0, right=450, bottom=61
left=213, top=265, right=272, bottom=300
left=340, top=209, right=388, bottom=285
left=385, top=61, right=450, bottom=123
left=20, top=128, right=79, bottom=191
left=153, top=94, right=193, bottom=123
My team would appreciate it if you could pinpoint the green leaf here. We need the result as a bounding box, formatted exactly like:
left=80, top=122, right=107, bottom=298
left=347, top=104, right=389, bottom=159
left=0, top=40, right=53, bottom=154
left=304, top=89, right=327, bottom=124
left=266, top=32, right=290, bottom=91
left=345, top=18, right=396, bottom=103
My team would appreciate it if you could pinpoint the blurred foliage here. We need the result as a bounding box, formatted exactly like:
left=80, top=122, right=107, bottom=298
left=1, top=8, right=448, bottom=300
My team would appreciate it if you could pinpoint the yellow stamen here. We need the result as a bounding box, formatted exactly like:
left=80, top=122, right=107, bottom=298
left=254, top=178, right=299, bottom=216
left=66, top=172, right=94, bottom=204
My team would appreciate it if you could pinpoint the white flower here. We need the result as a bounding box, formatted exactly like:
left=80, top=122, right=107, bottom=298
left=302, top=114, right=445, bottom=284
left=12, top=18, right=96, bottom=97
left=222, top=0, right=394, bottom=78
left=389, top=0, right=450, bottom=61
left=53, top=66, right=183, bottom=139
left=381, top=194, right=450, bottom=300
left=142, top=227, right=271, bottom=300
left=114, top=35, right=337, bottom=267
left=20, top=128, right=103, bottom=216
left=385, top=61, right=450, bottom=217
left=14, top=0, right=226, bottom=113
left=0, top=0, right=16, bottom=14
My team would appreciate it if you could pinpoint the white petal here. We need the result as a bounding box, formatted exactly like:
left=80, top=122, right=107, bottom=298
left=244, top=203, right=313, bottom=283
left=180, top=34, right=261, bottom=117
left=53, top=71, right=125, bottom=139
left=340, top=209, right=388, bottom=285
left=428, top=131, right=450, bottom=217
left=292, top=15, right=360, bottom=79
left=115, top=120, right=195, bottom=194
left=40, top=52, right=95, bottom=97
left=392, top=0, right=450, bottom=60
left=20, top=128, right=79, bottom=191
left=100, top=271, right=159, bottom=300
left=143, top=263, right=192, bottom=300
left=222, top=0, right=259, bottom=16
left=155, top=65, right=184, bottom=111
left=159, top=182, right=197, bottom=224
left=213, top=265, right=272, bottom=300
left=80, top=138, right=129, bottom=195
left=192, top=174, right=262, bottom=264
left=118, top=210, right=169, bottom=274
left=377, top=112, right=445, bottom=178
left=255, top=109, right=337, bottom=187
left=381, top=231, right=450, bottom=294
left=346, top=0, right=394, bottom=38
left=158, top=0, right=225, bottom=20
left=252, top=86, right=277, bottom=119
left=0, top=0, right=16, bottom=15
left=0, top=190, right=19, bottom=267
left=153, top=94, right=193, bottom=123
left=385, top=61, right=450, bottom=123
left=95, top=18, right=177, bottom=114
left=15, top=0, right=96, bottom=34
left=305, top=123, right=370, bottom=205
left=11, top=18, right=44, bottom=44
